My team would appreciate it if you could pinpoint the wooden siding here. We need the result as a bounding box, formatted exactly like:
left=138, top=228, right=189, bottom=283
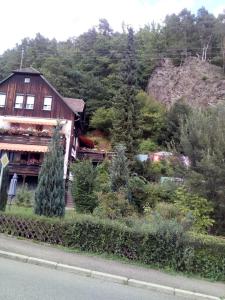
left=0, top=134, right=66, bottom=147
left=8, top=163, right=40, bottom=176
left=0, top=74, right=74, bottom=121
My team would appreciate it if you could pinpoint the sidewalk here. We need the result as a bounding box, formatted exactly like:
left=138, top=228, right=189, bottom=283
left=0, top=233, right=224, bottom=298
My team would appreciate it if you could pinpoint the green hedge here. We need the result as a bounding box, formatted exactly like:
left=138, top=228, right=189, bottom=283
left=0, top=212, right=225, bottom=281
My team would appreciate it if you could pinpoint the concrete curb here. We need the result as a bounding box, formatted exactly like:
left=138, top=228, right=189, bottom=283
left=0, top=250, right=223, bottom=300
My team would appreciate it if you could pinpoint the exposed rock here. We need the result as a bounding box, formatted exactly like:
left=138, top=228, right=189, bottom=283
left=147, top=57, right=225, bottom=107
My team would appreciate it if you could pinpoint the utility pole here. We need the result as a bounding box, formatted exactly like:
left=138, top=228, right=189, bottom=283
left=20, top=48, right=24, bottom=70
left=223, top=37, right=225, bottom=74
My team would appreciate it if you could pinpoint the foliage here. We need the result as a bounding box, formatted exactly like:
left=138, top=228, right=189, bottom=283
left=71, top=160, right=97, bottom=213
left=15, top=184, right=33, bottom=207
left=138, top=138, right=158, bottom=153
left=173, top=187, right=214, bottom=233
left=0, top=166, right=9, bottom=211
left=1, top=212, right=225, bottom=280
left=110, top=144, right=129, bottom=192
left=137, top=91, right=166, bottom=142
left=90, top=107, right=114, bottom=134
left=143, top=182, right=176, bottom=210
left=0, top=8, right=224, bottom=122
left=128, top=176, right=149, bottom=213
left=94, top=191, right=136, bottom=220
left=35, top=125, right=65, bottom=217
left=112, top=27, right=141, bottom=156
left=132, top=159, right=174, bottom=182
left=161, top=100, right=192, bottom=148
left=95, top=160, right=111, bottom=193
left=180, top=105, right=225, bottom=234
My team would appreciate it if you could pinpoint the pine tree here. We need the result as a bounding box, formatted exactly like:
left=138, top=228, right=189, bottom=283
left=112, top=27, right=141, bottom=157
left=0, top=166, right=9, bottom=211
left=110, top=144, right=129, bottom=192
left=35, top=125, right=65, bottom=217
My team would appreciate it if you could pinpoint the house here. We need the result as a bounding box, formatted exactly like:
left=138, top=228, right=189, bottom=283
left=0, top=67, right=85, bottom=185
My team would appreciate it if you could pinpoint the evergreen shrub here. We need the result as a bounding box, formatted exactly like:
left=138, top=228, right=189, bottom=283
left=0, top=212, right=224, bottom=281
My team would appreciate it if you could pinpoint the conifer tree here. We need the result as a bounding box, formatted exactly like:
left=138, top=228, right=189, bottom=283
left=71, top=160, right=97, bottom=213
left=112, top=27, right=141, bottom=157
left=35, top=125, right=65, bottom=217
left=0, top=166, right=9, bottom=211
left=110, top=144, right=129, bottom=192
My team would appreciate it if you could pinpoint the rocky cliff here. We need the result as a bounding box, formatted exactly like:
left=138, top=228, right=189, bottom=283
left=147, top=57, right=225, bottom=107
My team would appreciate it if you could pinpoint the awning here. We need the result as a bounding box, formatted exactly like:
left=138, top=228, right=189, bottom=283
left=2, top=116, right=67, bottom=126
left=0, top=143, right=48, bottom=152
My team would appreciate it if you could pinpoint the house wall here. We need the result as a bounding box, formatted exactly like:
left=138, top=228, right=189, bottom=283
left=0, top=73, right=73, bottom=120
left=0, top=72, right=76, bottom=178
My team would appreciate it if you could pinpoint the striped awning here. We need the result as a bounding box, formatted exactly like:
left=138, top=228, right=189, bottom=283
left=0, top=143, right=48, bottom=152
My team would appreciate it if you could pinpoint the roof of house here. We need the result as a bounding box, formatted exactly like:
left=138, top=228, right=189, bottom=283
left=63, top=97, right=85, bottom=113
left=0, top=67, right=85, bottom=114
left=13, top=67, right=42, bottom=75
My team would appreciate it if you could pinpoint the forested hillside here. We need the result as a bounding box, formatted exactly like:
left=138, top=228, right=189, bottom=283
left=0, top=7, right=225, bottom=118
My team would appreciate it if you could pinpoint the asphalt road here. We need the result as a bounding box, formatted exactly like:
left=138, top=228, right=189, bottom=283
left=0, top=257, right=186, bottom=300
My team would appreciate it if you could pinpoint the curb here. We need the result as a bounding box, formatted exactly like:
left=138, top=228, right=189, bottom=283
left=0, top=250, right=222, bottom=300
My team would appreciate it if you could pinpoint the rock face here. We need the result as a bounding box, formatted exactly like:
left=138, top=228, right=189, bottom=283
left=147, top=57, right=225, bottom=107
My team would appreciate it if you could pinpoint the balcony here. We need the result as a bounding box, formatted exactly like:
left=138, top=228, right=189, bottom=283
left=77, top=148, right=115, bottom=162
left=8, top=163, right=41, bottom=176
left=0, top=134, right=51, bottom=146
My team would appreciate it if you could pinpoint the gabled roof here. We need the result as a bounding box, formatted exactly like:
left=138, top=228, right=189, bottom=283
left=63, top=97, right=85, bottom=113
left=13, top=67, right=42, bottom=75
left=0, top=67, right=85, bottom=114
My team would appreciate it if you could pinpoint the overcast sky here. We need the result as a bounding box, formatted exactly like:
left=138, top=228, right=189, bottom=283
left=0, top=0, right=224, bottom=54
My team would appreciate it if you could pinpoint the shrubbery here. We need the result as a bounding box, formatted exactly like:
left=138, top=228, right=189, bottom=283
left=71, top=160, right=97, bottom=213
left=94, top=191, right=136, bottom=220
left=0, top=211, right=224, bottom=281
left=15, top=184, right=33, bottom=207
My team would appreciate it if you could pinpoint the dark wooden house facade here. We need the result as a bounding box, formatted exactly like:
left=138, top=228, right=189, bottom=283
left=0, top=67, right=85, bottom=183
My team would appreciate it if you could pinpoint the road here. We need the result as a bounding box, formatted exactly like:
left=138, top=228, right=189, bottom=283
left=0, top=257, right=186, bottom=300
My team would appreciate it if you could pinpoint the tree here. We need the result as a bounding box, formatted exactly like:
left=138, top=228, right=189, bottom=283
left=90, top=107, right=114, bottom=134
left=71, top=160, right=97, bottom=213
left=112, top=27, right=141, bottom=156
left=180, top=105, right=225, bottom=233
left=35, top=125, right=65, bottom=217
left=137, top=91, right=166, bottom=142
left=110, top=144, right=129, bottom=192
left=0, top=166, right=9, bottom=211
left=162, top=100, right=191, bottom=148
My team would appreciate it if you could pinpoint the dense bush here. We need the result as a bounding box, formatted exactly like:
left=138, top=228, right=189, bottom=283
left=174, top=187, right=214, bottom=233
left=0, top=211, right=225, bottom=281
left=90, top=107, right=114, bottom=134
left=71, top=160, right=97, bottom=213
left=132, top=159, right=174, bottom=182
left=93, top=191, right=136, bottom=220
left=15, top=184, right=33, bottom=207
left=138, top=138, right=158, bottom=153
left=129, top=176, right=148, bottom=213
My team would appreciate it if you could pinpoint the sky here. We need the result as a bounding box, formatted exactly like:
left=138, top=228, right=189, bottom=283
left=0, top=0, right=224, bottom=54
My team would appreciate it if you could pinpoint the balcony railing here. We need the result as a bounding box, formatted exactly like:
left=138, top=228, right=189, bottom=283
left=77, top=149, right=115, bottom=162
left=0, top=134, right=52, bottom=146
left=8, top=163, right=41, bottom=176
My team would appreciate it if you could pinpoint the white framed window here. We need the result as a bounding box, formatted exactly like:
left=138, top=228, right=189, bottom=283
left=24, top=78, right=30, bottom=83
left=26, top=95, right=35, bottom=109
left=43, top=96, right=52, bottom=111
left=0, top=93, right=6, bottom=108
left=15, top=94, right=24, bottom=109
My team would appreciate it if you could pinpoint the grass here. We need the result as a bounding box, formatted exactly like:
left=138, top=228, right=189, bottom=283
left=4, top=204, right=75, bottom=220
